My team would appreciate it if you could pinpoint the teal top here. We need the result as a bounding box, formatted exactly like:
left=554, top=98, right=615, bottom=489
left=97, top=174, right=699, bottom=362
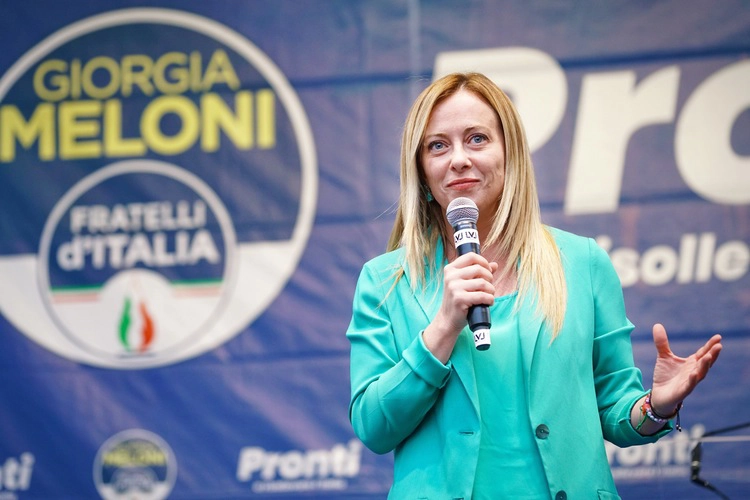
left=471, top=292, right=549, bottom=499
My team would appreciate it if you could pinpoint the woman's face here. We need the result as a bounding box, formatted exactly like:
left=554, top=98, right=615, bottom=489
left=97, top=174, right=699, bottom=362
left=420, top=89, right=506, bottom=230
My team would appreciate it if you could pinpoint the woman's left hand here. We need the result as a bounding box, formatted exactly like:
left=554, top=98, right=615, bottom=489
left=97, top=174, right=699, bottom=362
left=649, top=323, right=723, bottom=415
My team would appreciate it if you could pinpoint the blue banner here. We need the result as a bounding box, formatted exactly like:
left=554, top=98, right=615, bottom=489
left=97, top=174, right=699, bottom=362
left=0, top=1, right=748, bottom=498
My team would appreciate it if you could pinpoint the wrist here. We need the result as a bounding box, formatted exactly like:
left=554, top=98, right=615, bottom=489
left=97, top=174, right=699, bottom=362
left=421, top=323, right=458, bottom=364
left=636, top=391, right=683, bottom=432
left=649, top=394, right=680, bottom=419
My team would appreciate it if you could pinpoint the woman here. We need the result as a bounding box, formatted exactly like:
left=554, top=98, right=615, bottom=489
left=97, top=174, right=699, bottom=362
left=347, top=72, right=722, bottom=499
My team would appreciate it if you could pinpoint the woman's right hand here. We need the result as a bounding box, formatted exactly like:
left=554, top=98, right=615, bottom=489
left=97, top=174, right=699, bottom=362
left=422, top=253, right=497, bottom=363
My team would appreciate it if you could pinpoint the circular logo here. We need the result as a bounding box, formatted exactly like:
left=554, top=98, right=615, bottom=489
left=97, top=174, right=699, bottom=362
left=38, top=160, right=237, bottom=362
left=93, top=429, right=177, bottom=500
left=0, top=9, right=317, bottom=368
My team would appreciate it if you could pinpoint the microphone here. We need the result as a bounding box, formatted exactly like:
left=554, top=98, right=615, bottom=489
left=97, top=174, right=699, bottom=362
left=689, top=439, right=734, bottom=499
left=690, top=442, right=702, bottom=483
left=446, top=197, right=491, bottom=351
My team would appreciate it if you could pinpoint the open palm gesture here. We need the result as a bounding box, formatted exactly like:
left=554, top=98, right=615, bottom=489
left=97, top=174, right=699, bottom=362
left=649, top=323, right=723, bottom=415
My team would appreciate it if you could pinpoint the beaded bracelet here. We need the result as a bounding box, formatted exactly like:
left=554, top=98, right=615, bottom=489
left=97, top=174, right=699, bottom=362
left=636, top=392, right=683, bottom=432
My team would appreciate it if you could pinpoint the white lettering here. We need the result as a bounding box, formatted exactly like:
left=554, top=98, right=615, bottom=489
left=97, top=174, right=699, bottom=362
left=675, top=60, right=750, bottom=204
left=606, top=424, right=702, bottom=468
left=70, top=206, right=88, bottom=233
left=236, top=439, right=362, bottom=482
left=123, top=233, right=153, bottom=267
left=565, top=66, right=680, bottom=214
left=236, top=447, right=265, bottom=482
left=0, top=453, right=34, bottom=492
left=278, top=451, right=304, bottom=479
left=597, top=233, right=748, bottom=287
left=68, top=200, right=207, bottom=233
left=56, top=229, right=220, bottom=270
left=433, top=48, right=749, bottom=214
left=251, top=478, right=347, bottom=493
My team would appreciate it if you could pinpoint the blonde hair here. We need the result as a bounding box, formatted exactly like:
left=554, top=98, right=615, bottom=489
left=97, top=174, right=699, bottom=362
left=387, top=72, right=567, bottom=338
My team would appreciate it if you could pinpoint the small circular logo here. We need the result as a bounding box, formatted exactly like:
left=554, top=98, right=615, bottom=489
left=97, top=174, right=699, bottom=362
left=93, top=429, right=177, bottom=500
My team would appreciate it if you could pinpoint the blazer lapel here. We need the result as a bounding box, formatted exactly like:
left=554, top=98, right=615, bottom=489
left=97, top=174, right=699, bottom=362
left=405, top=240, right=481, bottom=416
left=406, top=241, right=444, bottom=324
left=406, top=240, right=547, bottom=414
left=449, top=327, right=480, bottom=415
left=451, top=295, right=544, bottom=417
left=517, top=292, right=545, bottom=394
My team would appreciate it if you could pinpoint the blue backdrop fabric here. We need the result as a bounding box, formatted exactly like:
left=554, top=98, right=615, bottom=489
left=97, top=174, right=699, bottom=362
left=0, top=1, right=748, bottom=498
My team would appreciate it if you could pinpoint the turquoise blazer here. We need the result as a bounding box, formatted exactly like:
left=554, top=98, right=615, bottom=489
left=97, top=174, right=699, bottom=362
left=347, top=227, right=670, bottom=499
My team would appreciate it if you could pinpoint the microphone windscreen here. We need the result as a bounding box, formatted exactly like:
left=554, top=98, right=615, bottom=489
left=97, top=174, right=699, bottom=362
left=446, top=197, right=478, bottom=227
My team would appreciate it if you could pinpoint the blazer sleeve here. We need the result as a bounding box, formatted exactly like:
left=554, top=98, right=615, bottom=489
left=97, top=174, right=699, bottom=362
left=588, top=238, right=672, bottom=446
left=347, top=260, right=451, bottom=454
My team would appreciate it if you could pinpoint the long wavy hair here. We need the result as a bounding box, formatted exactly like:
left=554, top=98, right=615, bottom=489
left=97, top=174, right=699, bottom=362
left=387, top=72, right=567, bottom=338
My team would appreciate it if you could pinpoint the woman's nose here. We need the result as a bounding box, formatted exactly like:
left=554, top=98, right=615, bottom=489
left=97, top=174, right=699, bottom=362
left=449, top=145, right=471, bottom=170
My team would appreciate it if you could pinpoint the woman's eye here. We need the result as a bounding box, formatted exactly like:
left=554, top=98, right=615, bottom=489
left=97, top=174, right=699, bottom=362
left=470, top=134, right=487, bottom=145
left=428, top=141, right=445, bottom=151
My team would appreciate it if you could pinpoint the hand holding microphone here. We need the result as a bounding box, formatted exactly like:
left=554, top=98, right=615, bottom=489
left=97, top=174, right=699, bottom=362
left=446, top=197, right=492, bottom=350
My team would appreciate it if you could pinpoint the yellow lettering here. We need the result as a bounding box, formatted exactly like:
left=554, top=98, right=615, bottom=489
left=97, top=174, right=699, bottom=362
left=201, top=91, right=252, bottom=151
left=0, top=104, right=55, bottom=161
left=33, top=50, right=244, bottom=101
left=104, top=99, right=146, bottom=157
left=256, top=89, right=275, bottom=148
left=141, top=95, right=199, bottom=155
left=10, top=48, right=276, bottom=161
left=190, top=52, right=203, bottom=93
left=121, top=55, right=155, bottom=97
left=59, top=100, right=102, bottom=159
left=70, top=59, right=82, bottom=100
left=33, top=60, right=69, bottom=101
left=153, top=52, right=189, bottom=94
left=202, top=49, right=240, bottom=91
left=80, top=56, right=120, bottom=100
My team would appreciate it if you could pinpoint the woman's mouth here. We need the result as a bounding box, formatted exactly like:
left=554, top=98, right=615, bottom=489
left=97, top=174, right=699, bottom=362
left=448, top=179, right=479, bottom=190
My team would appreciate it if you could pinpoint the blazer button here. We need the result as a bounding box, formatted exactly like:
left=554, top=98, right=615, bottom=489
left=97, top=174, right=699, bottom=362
left=535, top=424, right=550, bottom=439
left=555, top=490, right=567, bottom=500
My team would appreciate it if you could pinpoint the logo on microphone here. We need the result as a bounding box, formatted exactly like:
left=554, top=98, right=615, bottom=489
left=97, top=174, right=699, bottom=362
left=453, top=228, right=480, bottom=247
left=473, top=330, right=488, bottom=343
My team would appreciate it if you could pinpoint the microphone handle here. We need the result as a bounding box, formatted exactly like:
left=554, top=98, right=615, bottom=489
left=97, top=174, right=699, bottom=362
left=452, top=221, right=491, bottom=350
left=468, top=305, right=491, bottom=350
